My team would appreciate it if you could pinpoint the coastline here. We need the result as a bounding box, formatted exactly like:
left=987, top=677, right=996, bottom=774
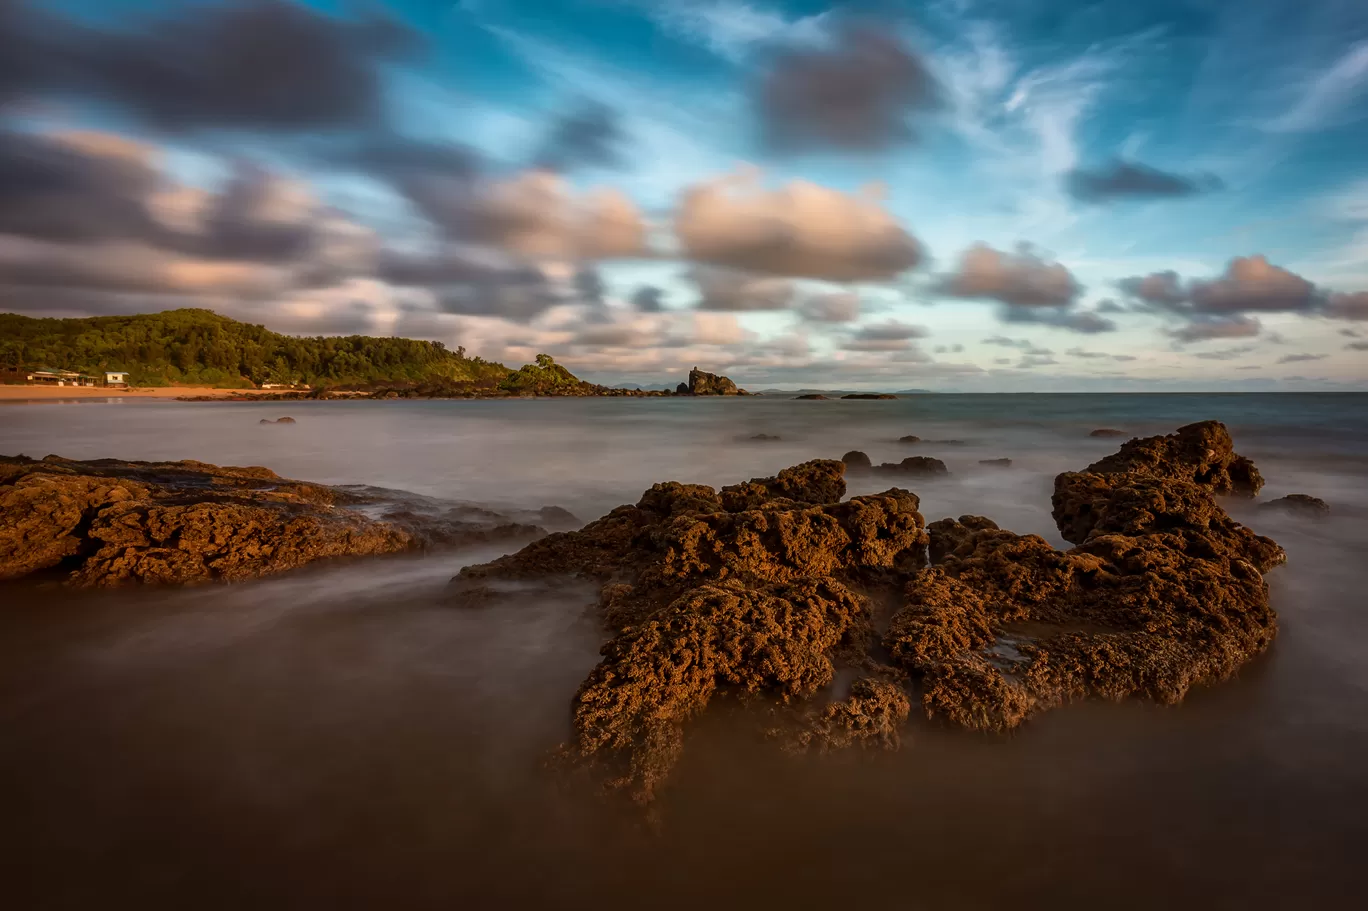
left=0, top=385, right=276, bottom=401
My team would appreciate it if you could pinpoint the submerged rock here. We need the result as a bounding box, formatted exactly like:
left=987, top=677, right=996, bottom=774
left=0, top=455, right=539, bottom=588
left=898, top=435, right=922, bottom=444
left=1259, top=494, right=1330, bottom=518
left=979, top=458, right=1013, bottom=467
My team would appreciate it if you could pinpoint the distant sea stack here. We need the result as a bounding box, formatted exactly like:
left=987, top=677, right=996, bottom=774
left=687, top=367, right=747, bottom=396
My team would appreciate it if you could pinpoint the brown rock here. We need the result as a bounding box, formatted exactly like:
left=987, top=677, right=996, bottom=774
left=1259, top=494, right=1330, bottom=518
left=687, top=367, right=742, bottom=396
left=875, top=456, right=949, bottom=477
left=841, top=450, right=873, bottom=472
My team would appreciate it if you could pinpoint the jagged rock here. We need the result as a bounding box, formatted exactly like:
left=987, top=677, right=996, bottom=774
left=979, top=458, right=1012, bottom=467
left=457, top=459, right=928, bottom=801
left=885, top=421, right=1282, bottom=734
left=688, top=367, right=742, bottom=396
left=786, top=677, right=911, bottom=753
left=1078, top=420, right=1263, bottom=497
left=1259, top=494, right=1330, bottom=518
left=1090, top=428, right=1126, bottom=438
left=794, top=394, right=829, bottom=400
left=841, top=450, right=873, bottom=472
left=0, top=455, right=537, bottom=588
left=841, top=393, right=897, bottom=400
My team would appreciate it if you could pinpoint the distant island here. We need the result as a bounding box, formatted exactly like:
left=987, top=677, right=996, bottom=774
left=0, top=309, right=763, bottom=400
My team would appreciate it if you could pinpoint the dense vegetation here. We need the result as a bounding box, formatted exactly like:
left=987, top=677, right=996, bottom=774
left=0, top=309, right=511, bottom=388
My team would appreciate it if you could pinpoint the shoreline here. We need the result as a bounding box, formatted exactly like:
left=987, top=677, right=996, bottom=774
left=0, top=385, right=277, bottom=401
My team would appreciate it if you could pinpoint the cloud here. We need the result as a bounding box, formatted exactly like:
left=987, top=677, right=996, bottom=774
left=1016, top=354, right=1059, bottom=369
left=675, top=171, right=923, bottom=281
left=937, top=243, right=1081, bottom=308
left=688, top=265, right=794, bottom=311
left=1164, top=315, right=1263, bottom=343
left=934, top=344, right=964, bottom=354
left=649, top=3, right=830, bottom=64
left=1191, top=345, right=1256, bottom=361
left=1064, top=160, right=1221, bottom=204
left=842, top=319, right=929, bottom=351
left=1327, top=291, right=1368, bottom=321
left=980, top=336, right=1052, bottom=356
left=798, top=291, right=860, bottom=323
left=2, top=0, right=420, bottom=132
left=1277, top=353, right=1328, bottom=364
left=403, top=169, right=648, bottom=261
left=1347, top=341, right=1368, bottom=351
left=533, top=101, right=627, bottom=172
left=999, top=306, right=1116, bottom=333
left=1341, top=327, right=1362, bottom=337
left=1065, top=347, right=1136, bottom=362
left=753, top=25, right=941, bottom=153
left=1119, top=256, right=1320, bottom=315
left=1263, top=40, right=1368, bottom=133
left=630, top=285, right=666, bottom=312
left=1095, top=298, right=1126, bottom=313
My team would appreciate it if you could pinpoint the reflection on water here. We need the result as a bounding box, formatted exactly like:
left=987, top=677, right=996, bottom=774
left=2, top=394, right=1367, bottom=908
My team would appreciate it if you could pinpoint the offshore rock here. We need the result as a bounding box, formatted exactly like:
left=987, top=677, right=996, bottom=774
left=794, top=394, right=829, bottom=400
left=841, top=393, right=897, bottom=400
left=841, top=450, right=873, bottom=472
left=1089, top=428, right=1127, bottom=438
left=687, top=367, right=742, bottom=396
left=1259, top=494, right=1330, bottom=518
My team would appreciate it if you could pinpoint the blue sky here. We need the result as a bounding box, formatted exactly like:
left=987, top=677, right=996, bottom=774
left=2, top=0, right=1367, bottom=389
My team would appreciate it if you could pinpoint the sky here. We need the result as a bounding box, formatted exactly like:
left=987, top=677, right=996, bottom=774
left=2, top=0, right=1367, bottom=391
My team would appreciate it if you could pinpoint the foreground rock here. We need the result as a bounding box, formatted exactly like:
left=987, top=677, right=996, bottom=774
left=1259, top=494, right=1330, bottom=518
left=0, top=455, right=542, bottom=588
left=887, top=420, right=1283, bottom=732
left=456, top=460, right=927, bottom=802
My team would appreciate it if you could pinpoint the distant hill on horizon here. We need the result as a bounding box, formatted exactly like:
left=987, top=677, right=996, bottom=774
left=0, top=308, right=511, bottom=389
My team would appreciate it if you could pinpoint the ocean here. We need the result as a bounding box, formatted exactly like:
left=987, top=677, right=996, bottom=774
left=2, top=393, right=1366, bottom=908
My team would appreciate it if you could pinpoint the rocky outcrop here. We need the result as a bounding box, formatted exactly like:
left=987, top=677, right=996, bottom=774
left=885, top=420, right=1283, bottom=733
left=979, top=458, right=1012, bottom=467
left=842, top=454, right=949, bottom=477
left=794, top=394, right=829, bottom=400
left=455, top=419, right=1286, bottom=807
left=456, top=459, right=927, bottom=802
left=1090, top=428, right=1126, bottom=438
left=0, top=455, right=542, bottom=588
left=841, top=393, right=897, bottom=400
left=898, top=435, right=921, bottom=443
left=1259, top=494, right=1330, bottom=518
left=258, top=416, right=296, bottom=424
left=687, top=367, right=743, bottom=396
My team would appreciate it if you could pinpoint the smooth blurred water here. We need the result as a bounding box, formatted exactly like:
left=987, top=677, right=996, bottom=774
left=2, top=393, right=1367, bottom=909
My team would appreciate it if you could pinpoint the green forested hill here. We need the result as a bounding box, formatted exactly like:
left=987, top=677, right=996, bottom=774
left=0, top=309, right=512, bottom=388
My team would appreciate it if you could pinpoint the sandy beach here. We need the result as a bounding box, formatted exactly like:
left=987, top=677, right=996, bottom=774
left=0, top=385, right=272, bottom=401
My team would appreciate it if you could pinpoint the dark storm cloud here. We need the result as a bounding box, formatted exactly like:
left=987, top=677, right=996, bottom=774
left=0, top=0, right=422, bottom=132
left=1326, top=292, right=1368, bottom=321
left=1347, top=341, right=1368, bottom=351
left=574, top=266, right=607, bottom=307
left=1065, top=160, right=1222, bottom=204
left=753, top=26, right=942, bottom=153
left=534, top=101, right=626, bottom=172
left=631, top=286, right=666, bottom=312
